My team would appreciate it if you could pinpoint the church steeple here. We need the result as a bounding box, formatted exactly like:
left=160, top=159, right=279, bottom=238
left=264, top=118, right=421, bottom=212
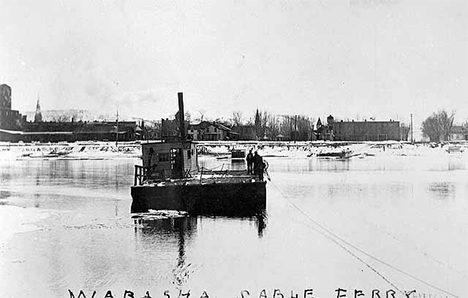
left=34, top=96, right=43, bottom=122
left=254, top=109, right=261, bottom=140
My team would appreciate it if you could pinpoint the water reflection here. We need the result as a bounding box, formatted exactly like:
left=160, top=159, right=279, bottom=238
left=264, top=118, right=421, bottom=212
left=34, top=193, right=41, bottom=208
left=203, top=211, right=268, bottom=237
left=428, top=182, right=456, bottom=200
left=268, top=155, right=468, bottom=173
left=447, top=160, right=466, bottom=171
left=130, top=210, right=268, bottom=290
left=134, top=211, right=268, bottom=244
left=0, top=190, right=12, bottom=199
left=254, top=211, right=267, bottom=237
left=134, top=217, right=197, bottom=286
left=133, top=210, right=268, bottom=287
left=0, top=159, right=135, bottom=191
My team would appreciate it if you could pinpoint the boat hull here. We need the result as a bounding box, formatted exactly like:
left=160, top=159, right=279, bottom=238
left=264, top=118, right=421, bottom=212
left=131, top=181, right=267, bottom=216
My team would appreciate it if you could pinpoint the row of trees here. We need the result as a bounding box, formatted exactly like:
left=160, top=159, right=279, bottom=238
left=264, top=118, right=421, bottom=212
left=169, top=110, right=317, bottom=140
left=139, top=110, right=316, bottom=141
left=421, top=110, right=456, bottom=142
left=231, top=110, right=315, bottom=141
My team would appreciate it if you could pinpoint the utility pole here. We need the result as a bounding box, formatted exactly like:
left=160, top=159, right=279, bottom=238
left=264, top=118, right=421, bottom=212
left=410, top=113, right=413, bottom=143
left=116, top=110, right=119, bottom=147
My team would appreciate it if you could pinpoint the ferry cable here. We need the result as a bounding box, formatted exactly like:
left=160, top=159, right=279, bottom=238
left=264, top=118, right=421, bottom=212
left=363, top=218, right=467, bottom=280
left=268, top=180, right=462, bottom=298
left=268, top=181, right=405, bottom=296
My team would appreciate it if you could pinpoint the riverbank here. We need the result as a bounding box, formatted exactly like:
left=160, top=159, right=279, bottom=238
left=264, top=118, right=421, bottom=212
left=1, top=140, right=466, bottom=161
left=197, top=141, right=468, bottom=159
left=0, top=141, right=142, bottom=160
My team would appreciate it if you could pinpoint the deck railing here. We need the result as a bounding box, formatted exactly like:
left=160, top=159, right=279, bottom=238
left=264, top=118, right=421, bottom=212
left=134, top=165, right=254, bottom=186
left=134, top=165, right=165, bottom=186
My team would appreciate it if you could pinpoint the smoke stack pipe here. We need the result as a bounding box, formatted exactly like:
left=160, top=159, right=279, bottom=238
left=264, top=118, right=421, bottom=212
left=178, top=92, right=186, bottom=140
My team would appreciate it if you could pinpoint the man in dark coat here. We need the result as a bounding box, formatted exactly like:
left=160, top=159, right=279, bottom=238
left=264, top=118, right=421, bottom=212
left=246, top=149, right=254, bottom=174
left=253, top=151, right=264, bottom=181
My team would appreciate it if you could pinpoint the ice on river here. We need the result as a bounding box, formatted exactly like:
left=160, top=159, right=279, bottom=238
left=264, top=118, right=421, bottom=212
left=0, top=141, right=142, bottom=160
left=0, top=205, right=51, bottom=251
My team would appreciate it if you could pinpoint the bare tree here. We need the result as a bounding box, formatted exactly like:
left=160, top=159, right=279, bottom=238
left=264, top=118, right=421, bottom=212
left=193, top=110, right=206, bottom=123
left=421, top=110, right=455, bottom=142
left=276, top=114, right=314, bottom=141
left=266, top=113, right=280, bottom=140
left=400, top=123, right=410, bottom=141
left=422, top=114, right=441, bottom=142
left=231, top=111, right=243, bottom=127
left=438, top=110, right=455, bottom=141
left=143, top=120, right=162, bottom=140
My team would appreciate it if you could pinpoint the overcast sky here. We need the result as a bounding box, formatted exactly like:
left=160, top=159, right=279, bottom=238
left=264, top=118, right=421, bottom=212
left=1, top=0, right=467, bottom=131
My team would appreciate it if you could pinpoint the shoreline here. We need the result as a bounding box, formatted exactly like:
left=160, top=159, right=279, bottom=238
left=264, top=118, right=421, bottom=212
left=0, top=140, right=467, bottom=160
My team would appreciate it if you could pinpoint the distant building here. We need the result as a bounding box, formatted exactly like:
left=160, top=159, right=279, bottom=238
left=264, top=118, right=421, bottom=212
left=449, top=126, right=468, bottom=141
left=0, top=84, right=24, bottom=131
left=316, top=115, right=336, bottom=140
left=313, top=118, right=323, bottom=140
left=0, top=84, right=12, bottom=109
left=0, top=84, right=140, bottom=142
left=20, top=121, right=137, bottom=142
left=318, top=115, right=401, bottom=141
left=275, top=134, right=285, bottom=141
left=188, top=121, right=236, bottom=141
left=254, top=109, right=262, bottom=140
left=161, top=117, right=179, bottom=140
left=161, top=117, right=189, bottom=141
left=34, top=98, right=43, bottom=122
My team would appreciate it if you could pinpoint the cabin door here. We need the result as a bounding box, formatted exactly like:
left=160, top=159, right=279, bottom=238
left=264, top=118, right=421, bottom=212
left=170, top=148, right=184, bottom=178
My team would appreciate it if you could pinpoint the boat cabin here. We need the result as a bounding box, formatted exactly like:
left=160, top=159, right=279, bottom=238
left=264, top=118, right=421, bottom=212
left=138, top=140, right=198, bottom=183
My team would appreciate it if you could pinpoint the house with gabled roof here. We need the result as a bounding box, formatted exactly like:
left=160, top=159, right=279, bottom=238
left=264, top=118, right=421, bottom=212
left=450, top=125, right=468, bottom=141
left=187, top=121, right=237, bottom=141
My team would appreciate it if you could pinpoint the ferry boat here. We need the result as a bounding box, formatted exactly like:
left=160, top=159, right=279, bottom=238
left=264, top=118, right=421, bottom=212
left=130, top=93, right=267, bottom=215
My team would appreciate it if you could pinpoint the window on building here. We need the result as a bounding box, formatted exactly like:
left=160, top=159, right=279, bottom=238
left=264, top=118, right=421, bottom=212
left=158, top=153, right=170, bottom=162
left=187, top=149, right=191, bottom=159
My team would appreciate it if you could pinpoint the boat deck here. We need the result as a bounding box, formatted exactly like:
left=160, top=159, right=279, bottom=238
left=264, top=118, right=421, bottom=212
left=141, top=170, right=260, bottom=187
left=131, top=174, right=267, bottom=215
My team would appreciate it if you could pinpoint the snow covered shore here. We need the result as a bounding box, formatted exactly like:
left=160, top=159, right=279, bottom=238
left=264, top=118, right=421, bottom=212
left=1, top=140, right=467, bottom=160
left=196, top=141, right=468, bottom=159
left=0, top=141, right=142, bottom=160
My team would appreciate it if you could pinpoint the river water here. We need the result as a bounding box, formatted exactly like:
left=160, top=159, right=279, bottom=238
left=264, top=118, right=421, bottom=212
left=0, top=154, right=467, bottom=298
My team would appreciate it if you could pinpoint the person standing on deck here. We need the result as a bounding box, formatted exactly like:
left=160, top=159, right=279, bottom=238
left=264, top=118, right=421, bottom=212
left=253, top=151, right=264, bottom=181
left=246, top=149, right=254, bottom=174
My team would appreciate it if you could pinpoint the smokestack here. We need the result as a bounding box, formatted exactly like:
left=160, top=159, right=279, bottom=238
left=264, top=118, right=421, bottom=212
left=178, top=92, right=186, bottom=140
